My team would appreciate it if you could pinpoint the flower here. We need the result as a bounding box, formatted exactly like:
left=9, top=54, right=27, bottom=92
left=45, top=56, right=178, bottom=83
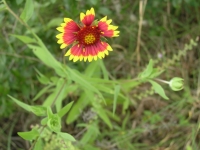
left=56, top=8, right=119, bottom=62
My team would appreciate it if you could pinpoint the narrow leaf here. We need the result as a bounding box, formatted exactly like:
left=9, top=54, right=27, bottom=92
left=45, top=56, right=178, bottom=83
left=8, top=95, right=31, bottom=112
left=47, top=107, right=53, bottom=118
left=58, top=132, right=76, bottom=142
left=18, top=128, right=39, bottom=140
left=30, top=106, right=46, bottom=116
left=96, top=108, right=112, bottom=129
left=20, top=0, right=34, bottom=22
left=34, top=138, right=44, bottom=150
left=10, top=34, right=36, bottom=44
left=27, top=44, right=62, bottom=71
left=66, top=93, right=90, bottom=124
left=58, top=101, right=74, bottom=118
left=41, top=117, right=48, bottom=125
left=32, top=84, right=53, bottom=101
left=67, top=68, right=104, bottom=100
left=149, top=80, right=169, bottom=100
left=99, top=60, right=109, bottom=80
left=139, top=59, right=153, bottom=79
left=113, top=85, right=120, bottom=114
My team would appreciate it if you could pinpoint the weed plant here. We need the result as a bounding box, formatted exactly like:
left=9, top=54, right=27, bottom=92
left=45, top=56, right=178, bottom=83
left=0, top=0, right=200, bottom=150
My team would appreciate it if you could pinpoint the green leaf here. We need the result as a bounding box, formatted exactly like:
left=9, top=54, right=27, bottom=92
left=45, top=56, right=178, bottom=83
left=105, top=110, right=120, bottom=122
left=32, top=84, right=53, bottom=101
left=96, top=107, right=112, bottom=129
left=56, top=84, right=77, bottom=112
left=16, top=0, right=24, bottom=5
left=67, top=68, right=104, bottom=100
left=58, top=132, right=76, bottom=142
left=34, top=138, right=44, bottom=150
left=47, top=107, right=53, bottom=118
left=88, top=0, right=98, bottom=5
left=139, top=59, right=153, bottom=79
left=41, top=117, right=48, bottom=125
left=0, top=4, right=6, bottom=12
left=20, top=0, right=34, bottom=22
left=84, top=61, right=99, bottom=77
left=99, top=60, right=109, bottom=80
left=149, top=69, right=164, bottom=78
left=18, top=128, right=39, bottom=140
left=42, top=78, right=67, bottom=107
left=35, top=68, right=50, bottom=85
left=80, top=123, right=99, bottom=144
left=27, top=44, right=63, bottom=71
left=66, top=93, right=90, bottom=124
left=47, top=18, right=63, bottom=29
left=113, top=85, right=120, bottom=114
left=58, top=101, right=74, bottom=118
left=8, top=95, right=31, bottom=112
left=149, top=80, right=169, bottom=100
left=30, top=106, right=46, bottom=116
left=10, top=34, right=36, bottom=44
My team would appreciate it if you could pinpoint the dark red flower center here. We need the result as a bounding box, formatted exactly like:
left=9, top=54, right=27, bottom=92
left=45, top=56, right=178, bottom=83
left=76, top=26, right=101, bottom=46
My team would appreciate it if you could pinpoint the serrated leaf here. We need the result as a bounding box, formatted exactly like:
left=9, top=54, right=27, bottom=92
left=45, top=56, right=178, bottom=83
left=58, top=101, right=74, bottom=118
left=20, top=0, right=34, bottom=22
left=8, top=95, right=31, bottom=112
left=58, top=132, right=76, bottom=142
left=149, top=80, right=169, bottom=100
left=18, top=128, right=39, bottom=140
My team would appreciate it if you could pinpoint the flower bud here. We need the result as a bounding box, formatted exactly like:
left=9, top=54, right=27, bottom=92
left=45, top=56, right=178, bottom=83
left=169, top=77, right=184, bottom=91
left=47, top=114, right=61, bottom=132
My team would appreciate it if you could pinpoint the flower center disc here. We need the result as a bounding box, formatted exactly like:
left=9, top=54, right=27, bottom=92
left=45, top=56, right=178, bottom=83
left=77, top=26, right=100, bottom=46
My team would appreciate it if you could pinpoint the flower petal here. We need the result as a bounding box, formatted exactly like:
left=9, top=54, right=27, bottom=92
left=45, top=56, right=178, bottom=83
left=101, top=30, right=120, bottom=37
left=56, top=18, right=80, bottom=49
left=57, top=18, right=80, bottom=33
left=65, top=44, right=84, bottom=62
left=98, top=16, right=119, bottom=37
left=80, top=8, right=95, bottom=26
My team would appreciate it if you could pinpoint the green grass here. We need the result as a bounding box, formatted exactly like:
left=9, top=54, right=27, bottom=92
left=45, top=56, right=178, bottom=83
left=0, top=0, right=200, bottom=150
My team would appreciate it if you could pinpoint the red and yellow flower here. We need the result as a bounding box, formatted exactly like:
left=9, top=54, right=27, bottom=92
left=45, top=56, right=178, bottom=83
left=56, top=8, right=119, bottom=62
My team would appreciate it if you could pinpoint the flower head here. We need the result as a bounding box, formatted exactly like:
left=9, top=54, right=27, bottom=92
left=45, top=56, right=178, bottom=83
left=56, top=8, right=119, bottom=62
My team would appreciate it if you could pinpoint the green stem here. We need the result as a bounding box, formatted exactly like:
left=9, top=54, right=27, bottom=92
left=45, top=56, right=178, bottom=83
left=154, top=78, right=170, bottom=84
left=28, top=125, right=46, bottom=150
left=2, top=0, right=38, bottom=40
left=51, top=79, right=67, bottom=107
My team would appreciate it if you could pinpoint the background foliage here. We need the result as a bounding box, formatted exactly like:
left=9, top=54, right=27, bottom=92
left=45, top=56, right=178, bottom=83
left=1, top=0, right=200, bottom=150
